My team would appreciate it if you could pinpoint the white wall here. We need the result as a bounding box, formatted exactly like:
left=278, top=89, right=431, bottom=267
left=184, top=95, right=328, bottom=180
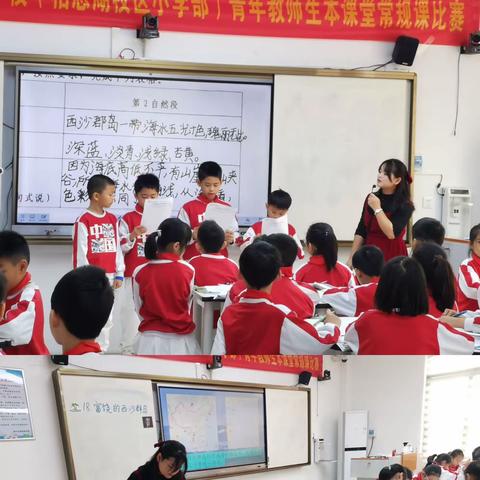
left=0, top=355, right=346, bottom=480
left=0, top=23, right=479, bottom=347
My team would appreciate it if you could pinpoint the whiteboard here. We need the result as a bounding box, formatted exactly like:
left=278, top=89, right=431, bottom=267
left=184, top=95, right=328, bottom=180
left=265, top=388, right=309, bottom=468
left=15, top=68, right=272, bottom=235
left=272, top=74, right=413, bottom=241
left=55, top=374, right=158, bottom=480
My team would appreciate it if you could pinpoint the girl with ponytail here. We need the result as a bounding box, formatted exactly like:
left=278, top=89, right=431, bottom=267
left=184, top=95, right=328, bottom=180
left=132, top=218, right=200, bottom=354
left=413, top=243, right=457, bottom=317
left=128, top=440, right=188, bottom=480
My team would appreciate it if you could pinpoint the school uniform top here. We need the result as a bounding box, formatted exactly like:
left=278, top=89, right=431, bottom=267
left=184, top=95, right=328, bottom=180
left=427, top=292, right=458, bottom=318
left=73, top=209, right=125, bottom=278
left=118, top=204, right=148, bottom=278
left=344, top=309, right=474, bottom=355
left=448, top=465, right=465, bottom=480
left=355, top=192, right=414, bottom=262
left=225, top=267, right=318, bottom=319
left=188, top=253, right=239, bottom=286
left=295, top=256, right=355, bottom=288
left=127, top=458, right=185, bottom=480
left=64, top=341, right=102, bottom=355
left=178, top=193, right=239, bottom=261
left=132, top=252, right=195, bottom=335
left=211, top=290, right=339, bottom=354
left=457, top=253, right=480, bottom=311
left=0, top=273, right=49, bottom=355
left=237, top=220, right=304, bottom=259
left=319, top=279, right=379, bottom=317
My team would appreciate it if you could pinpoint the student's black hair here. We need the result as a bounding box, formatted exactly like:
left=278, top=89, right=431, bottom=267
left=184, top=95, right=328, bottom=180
left=412, top=217, right=445, bottom=246
left=473, top=446, right=480, bottom=461
left=306, top=222, right=338, bottom=271
left=404, top=467, right=413, bottom=480
left=378, top=464, right=405, bottom=480
left=0, top=230, right=30, bottom=264
left=267, top=189, right=292, bottom=210
left=151, top=440, right=188, bottom=478
left=432, top=453, right=452, bottom=465
left=412, top=243, right=456, bottom=312
left=375, top=256, right=429, bottom=316
left=144, top=218, right=192, bottom=260
left=465, top=461, right=480, bottom=479
left=239, top=241, right=281, bottom=289
left=378, top=159, right=413, bottom=209
left=450, top=449, right=464, bottom=459
left=469, top=224, right=480, bottom=256
left=51, top=266, right=114, bottom=339
left=263, top=233, right=298, bottom=267
left=87, top=174, right=116, bottom=199
left=0, top=272, right=7, bottom=303
left=134, top=173, right=160, bottom=194
left=352, top=245, right=384, bottom=277
left=197, top=161, right=222, bottom=181
left=424, top=464, right=442, bottom=477
left=197, top=220, right=225, bottom=254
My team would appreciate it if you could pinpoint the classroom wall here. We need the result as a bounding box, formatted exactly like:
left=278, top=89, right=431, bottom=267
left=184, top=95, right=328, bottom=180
left=0, top=355, right=346, bottom=480
left=0, top=22, right=478, bottom=348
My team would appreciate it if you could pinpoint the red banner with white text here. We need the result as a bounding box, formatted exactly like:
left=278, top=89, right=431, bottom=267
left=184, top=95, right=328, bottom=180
left=1, top=1, right=478, bottom=46
left=154, top=355, right=324, bottom=377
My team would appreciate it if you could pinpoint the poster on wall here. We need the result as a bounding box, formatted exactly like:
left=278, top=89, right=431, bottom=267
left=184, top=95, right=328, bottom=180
left=0, top=368, right=34, bottom=441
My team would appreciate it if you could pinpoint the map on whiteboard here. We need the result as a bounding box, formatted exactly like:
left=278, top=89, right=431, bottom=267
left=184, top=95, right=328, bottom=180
left=166, top=394, right=219, bottom=452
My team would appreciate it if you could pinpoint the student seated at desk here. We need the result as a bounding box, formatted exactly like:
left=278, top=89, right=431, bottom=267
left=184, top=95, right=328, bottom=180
left=412, top=243, right=458, bottom=318
left=439, top=310, right=480, bottom=334
left=295, top=222, right=355, bottom=287
left=237, top=189, right=304, bottom=259
left=50, top=266, right=114, bottom=355
left=417, top=454, right=456, bottom=480
left=224, top=234, right=319, bottom=319
left=211, top=241, right=340, bottom=354
left=457, top=224, right=480, bottom=311
left=189, top=220, right=239, bottom=286
left=0, top=272, right=6, bottom=355
left=378, top=464, right=405, bottom=480
left=343, top=256, right=474, bottom=355
left=414, top=465, right=442, bottom=480
left=132, top=218, right=200, bottom=355
left=411, top=217, right=446, bottom=250
left=319, top=245, right=384, bottom=316
left=0, top=231, right=49, bottom=355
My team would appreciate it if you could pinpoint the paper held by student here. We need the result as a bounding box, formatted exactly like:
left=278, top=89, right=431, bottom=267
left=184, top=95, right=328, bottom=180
left=141, top=198, right=174, bottom=234
left=204, top=203, right=236, bottom=231
left=261, top=215, right=289, bottom=235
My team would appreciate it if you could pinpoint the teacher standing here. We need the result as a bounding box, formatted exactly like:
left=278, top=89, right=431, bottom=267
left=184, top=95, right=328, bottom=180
left=348, top=159, right=414, bottom=265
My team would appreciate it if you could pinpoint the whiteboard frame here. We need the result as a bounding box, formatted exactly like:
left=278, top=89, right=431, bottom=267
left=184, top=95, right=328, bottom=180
left=53, top=368, right=311, bottom=480
left=0, top=52, right=415, bottom=245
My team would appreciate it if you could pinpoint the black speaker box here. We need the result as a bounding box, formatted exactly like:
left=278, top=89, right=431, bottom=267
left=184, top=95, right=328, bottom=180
left=392, top=36, right=419, bottom=66
left=298, top=371, right=312, bottom=386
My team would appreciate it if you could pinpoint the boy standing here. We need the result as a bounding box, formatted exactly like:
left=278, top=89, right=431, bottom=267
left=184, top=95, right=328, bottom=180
left=178, top=161, right=238, bottom=261
left=0, top=231, right=49, bottom=354
left=73, top=174, right=124, bottom=351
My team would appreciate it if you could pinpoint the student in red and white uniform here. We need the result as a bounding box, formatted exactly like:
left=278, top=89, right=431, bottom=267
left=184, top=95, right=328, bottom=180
left=72, top=174, right=124, bottom=351
left=448, top=450, right=465, bottom=480
left=319, top=245, right=384, bottom=317
left=189, top=220, right=239, bottom=286
left=295, top=222, right=355, bottom=287
left=178, top=161, right=238, bottom=261
left=211, top=241, right=340, bottom=354
left=237, top=189, right=304, bottom=259
left=457, top=224, right=480, bottom=311
left=133, top=218, right=200, bottom=355
left=348, top=159, right=414, bottom=265
left=414, top=464, right=442, bottom=480
left=0, top=231, right=49, bottom=355
left=343, top=256, right=474, bottom=355
left=50, top=266, right=114, bottom=355
left=115, top=173, right=160, bottom=353
left=0, top=272, right=6, bottom=354
left=412, top=243, right=458, bottom=317
left=223, top=235, right=319, bottom=318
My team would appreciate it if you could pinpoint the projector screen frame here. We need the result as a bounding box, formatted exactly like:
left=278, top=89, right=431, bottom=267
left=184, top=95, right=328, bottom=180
left=53, top=368, right=311, bottom=480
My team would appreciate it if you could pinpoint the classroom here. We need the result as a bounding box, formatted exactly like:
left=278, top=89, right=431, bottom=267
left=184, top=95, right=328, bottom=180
left=1, top=354, right=479, bottom=480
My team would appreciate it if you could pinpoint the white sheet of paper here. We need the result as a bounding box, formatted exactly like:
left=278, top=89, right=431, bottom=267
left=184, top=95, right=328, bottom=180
left=141, top=198, right=174, bottom=234
left=261, top=215, right=289, bottom=235
left=204, top=203, right=236, bottom=231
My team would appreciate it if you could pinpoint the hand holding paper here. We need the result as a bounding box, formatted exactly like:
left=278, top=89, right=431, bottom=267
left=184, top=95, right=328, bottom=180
left=261, top=215, right=289, bottom=235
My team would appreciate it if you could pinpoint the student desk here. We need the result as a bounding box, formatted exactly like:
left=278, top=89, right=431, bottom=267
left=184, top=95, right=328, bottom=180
left=192, top=291, right=226, bottom=354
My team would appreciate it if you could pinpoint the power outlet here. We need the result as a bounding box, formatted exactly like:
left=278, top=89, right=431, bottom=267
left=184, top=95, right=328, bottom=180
left=368, top=429, right=375, bottom=438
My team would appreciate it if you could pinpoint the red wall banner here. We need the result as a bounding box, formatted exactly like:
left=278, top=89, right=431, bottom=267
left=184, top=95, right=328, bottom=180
left=155, top=355, right=324, bottom=377
left=1, top=1, right=478, bottom=46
